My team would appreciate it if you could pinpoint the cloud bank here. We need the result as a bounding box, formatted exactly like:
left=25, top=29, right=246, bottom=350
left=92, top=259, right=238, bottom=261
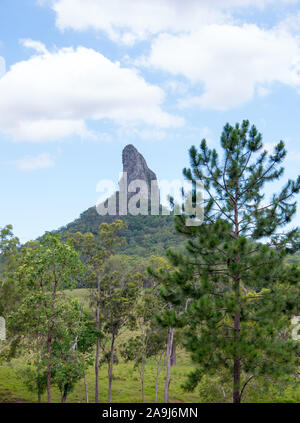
left=42, top=0, right=300, bottom=111
left=146, top=25, right=300, bottom=110
left=0, top=41, right=182, bottom=142
left=51, top=0, right=299, bottom=43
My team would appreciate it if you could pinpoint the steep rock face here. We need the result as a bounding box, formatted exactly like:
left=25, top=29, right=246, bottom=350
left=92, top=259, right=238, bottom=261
left=121, top=144, right=158, bottom=199
left=54, top=144, right=184, bottom=258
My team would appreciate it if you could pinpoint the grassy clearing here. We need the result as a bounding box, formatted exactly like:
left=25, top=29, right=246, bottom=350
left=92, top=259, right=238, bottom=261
left=0, top=288, right=199, bottom=403
left=0, top=349, right=199, bottom=403
left=0, top=289, right=299, bottom=403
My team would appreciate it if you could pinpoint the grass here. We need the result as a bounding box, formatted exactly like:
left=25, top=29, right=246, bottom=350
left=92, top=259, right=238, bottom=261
left=0, top=288, right=200, bottom=403
left=0, top=288, right=299, bottom=403
left=0, top=347, right=200, bottom=403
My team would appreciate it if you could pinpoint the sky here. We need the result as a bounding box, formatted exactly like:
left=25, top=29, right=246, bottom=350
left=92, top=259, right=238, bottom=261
left=0, top=0, right=300, bottom=243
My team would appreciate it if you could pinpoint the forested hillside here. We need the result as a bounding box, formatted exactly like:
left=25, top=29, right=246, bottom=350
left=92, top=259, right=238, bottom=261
left=55, top=205, right=186, bottom=256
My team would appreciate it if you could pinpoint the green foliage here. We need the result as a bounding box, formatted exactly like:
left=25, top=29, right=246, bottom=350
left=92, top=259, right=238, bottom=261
left=0, top=287, right=299, bottom=403
left=56, top=206, right=186, bottom=258
left=152, top=120, right=300, bottom=403
left=121, top=287, right=167, bottom=387
left=18, top=366, right=47, bottom=400
left=6, top=233, right=85, bottom=402
left=0, top=225, right=21, bottom=316
left=100, top=268, right=140, bottom=338
left=17, top=233, right=85, bottom=291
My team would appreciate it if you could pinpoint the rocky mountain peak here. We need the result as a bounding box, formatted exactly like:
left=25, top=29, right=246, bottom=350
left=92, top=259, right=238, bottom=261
left=121, top=145, right=158, bottom=199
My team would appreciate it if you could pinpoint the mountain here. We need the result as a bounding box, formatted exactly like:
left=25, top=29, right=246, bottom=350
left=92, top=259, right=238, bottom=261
left=55, top=145, right=185, bottom=256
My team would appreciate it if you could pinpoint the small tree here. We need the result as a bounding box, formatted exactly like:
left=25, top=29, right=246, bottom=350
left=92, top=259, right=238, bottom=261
left=0, top=225, right=20, bottom=316
left=51, top=298, right=89, bottom=403
left=53, top=351, right=84, bottom=403
left=121, top=287, right=166, bottom=403
left=67, top=220, right=126, bottom=403
left=9, top=234, right=84, bottom=403
left=18, top=365, right=48, bottom=403
left=148, top=257, right=184, bottom=403
left=100, top=266, right=139, bottom=402
left=76, top=312, right=99, bottom=403
left=153, top=120, right=300, bottom=403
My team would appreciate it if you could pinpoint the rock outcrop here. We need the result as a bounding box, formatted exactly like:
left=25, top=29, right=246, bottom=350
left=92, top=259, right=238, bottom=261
left=120, top=144, right=158, bottom=200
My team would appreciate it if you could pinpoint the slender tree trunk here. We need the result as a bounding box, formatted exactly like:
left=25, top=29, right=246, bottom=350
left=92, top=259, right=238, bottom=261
left=108, top=333, right=115, bottom=403
left=46, top=270, right=58, bottom=404
left=37, top=368, right=41, bottom=403
left=155, top=366, right=159, bottom=403
left=84, top=370, right=89, bottom=403
left=170, top=341, right=176, bottom=367
left=233, top=308, right=241, bottom=403
left=141, top=357, right=145, bottom=403
left=164, top=327, right=174, bottom=403
left=46, top=326, right=53, bottom=403
left=233, top=187, right=241, bottom=404
left=61, top=390, right=67, bottom=403
left=95, top=271, right=101, bottom=403
left=95, top=336, right=100, bottom=403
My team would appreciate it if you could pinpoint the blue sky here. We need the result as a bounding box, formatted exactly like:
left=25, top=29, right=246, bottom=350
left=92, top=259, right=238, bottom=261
left=0, top=0, right=300, bottom=242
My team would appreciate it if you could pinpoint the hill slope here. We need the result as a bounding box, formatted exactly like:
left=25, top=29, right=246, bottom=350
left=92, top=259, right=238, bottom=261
left=56, top=205, right=185, bottom=256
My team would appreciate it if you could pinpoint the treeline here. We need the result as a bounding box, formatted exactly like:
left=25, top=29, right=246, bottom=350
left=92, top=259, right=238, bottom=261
left=0, top=120, right=299, bottom=403
left=55, top=205, right=187, bottom=258
left=0, top=222, right=176, bottom=403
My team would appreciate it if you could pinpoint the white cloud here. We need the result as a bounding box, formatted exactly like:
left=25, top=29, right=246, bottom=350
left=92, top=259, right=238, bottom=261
left=146, top=25, right=300, bottom=110
left=278, top=11, right=300, bottom=36
left=35, top=1, right=300, bottom=112
left=20, top=38, right=49, bottom=54
left=49, top=0, right=299, bottom=44
left=14, top=153, right=55, bottom=171
left=0, top=56, right=5, bottom=78
left=0, top=42, right=182, bottom=142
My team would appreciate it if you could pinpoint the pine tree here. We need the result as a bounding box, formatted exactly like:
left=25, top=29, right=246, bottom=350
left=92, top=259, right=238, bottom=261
left=156, top=120, right=300, bottom=403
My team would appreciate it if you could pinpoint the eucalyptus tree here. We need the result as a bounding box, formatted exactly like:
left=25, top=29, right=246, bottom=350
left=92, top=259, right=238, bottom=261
left=100, top=262, right=139, bottom=403
left=66, top=220, right=127, bottom=403
left=0, top=225, right=20, bottom=316
left=9, top=233, right=84, bottom=403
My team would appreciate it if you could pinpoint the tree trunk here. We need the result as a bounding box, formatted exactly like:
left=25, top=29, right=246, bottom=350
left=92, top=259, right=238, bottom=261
left=141, top=357, right=145, bottom=403
left=37, top=368, right=41, bottom=403
left=164, top=327, right=174, bottom=403
left=155, top=367, right=159, bottom=403
left=95, top=336, right=100, bottom=402
left=170, top=341, right=176, bottom=367
left=221, top=385, right=226, bottom=400
left=233, top=189, right=241, bottom=404
left=84, top=370, right=89, bottom=403
left=46, top=326, right=53, bottom=403
left=95, top=271, right=101, bottom=403
left=61, top=391, right=67, bottom=403
left=108, top=334, right=115, bottom=403
left=233, top=309, right=241, bottom=403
